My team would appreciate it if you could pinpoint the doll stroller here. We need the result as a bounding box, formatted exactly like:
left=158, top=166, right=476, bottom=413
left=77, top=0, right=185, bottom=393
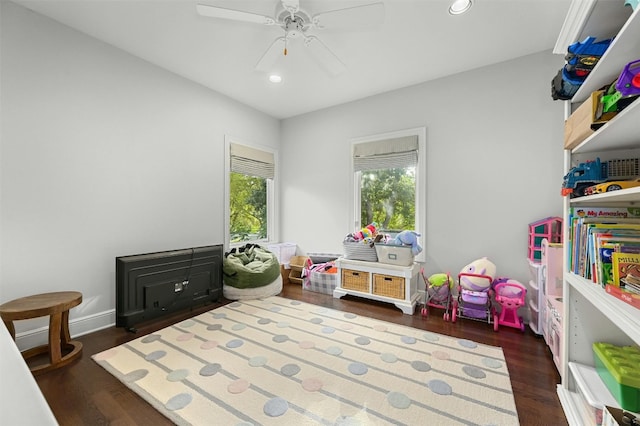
left=493, top=280, right=527, bottom=332
left=451, top=272, right=497, bottom=329
left=419, top=268, right=452, bottom=320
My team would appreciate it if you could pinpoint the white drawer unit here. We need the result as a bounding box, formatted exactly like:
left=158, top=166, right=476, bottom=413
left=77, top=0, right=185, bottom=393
left=333, top=258, right=420, bottom=314
left=528, top=239, right=564, bottom=338
left=528, top=259, right=544, bottom=335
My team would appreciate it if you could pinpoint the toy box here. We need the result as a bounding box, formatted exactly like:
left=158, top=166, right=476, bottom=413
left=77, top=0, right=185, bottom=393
left=374, top=243, right=414, bottom=266
left=303, top=262, right=338, bottom=295
left=343, top=241, right=378, bottom=262
left=593, top=343, right=640, bottom=412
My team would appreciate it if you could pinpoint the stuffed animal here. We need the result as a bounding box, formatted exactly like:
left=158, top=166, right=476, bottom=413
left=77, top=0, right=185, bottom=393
left=459, top=257, right=496, bottom=292
left=353, top=223, right=377, bottom=241
left=393, top=230, right=423, bottom=256
left=429, top=273, right=455, bottom=289
left=427, top=273, right=455, bottom=302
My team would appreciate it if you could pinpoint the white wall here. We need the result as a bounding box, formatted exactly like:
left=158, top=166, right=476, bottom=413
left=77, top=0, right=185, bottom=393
left=280, top=50, right=566, bottom=284
left=1, top=1, right=568, bottom=343
left=0, top=1, right=279, bottom=342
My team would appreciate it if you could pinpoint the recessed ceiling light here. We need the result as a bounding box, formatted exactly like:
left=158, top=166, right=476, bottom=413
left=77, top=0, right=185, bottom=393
left=269, top=74, right=282, bottom=83
left=449, top=0, right=472, bottom=15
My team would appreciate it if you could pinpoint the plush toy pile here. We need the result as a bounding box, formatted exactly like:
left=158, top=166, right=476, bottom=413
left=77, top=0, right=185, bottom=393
left=344, top=223, right=388, bottom=247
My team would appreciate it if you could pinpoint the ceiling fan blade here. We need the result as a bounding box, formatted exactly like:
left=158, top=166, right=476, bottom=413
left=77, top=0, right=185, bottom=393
left=281, top=0, right=300, bottom=14
left=255, top=37, right=287, bottom=72
left=311, top=2, right=385, bottom=29
left=304, top=36, right=346, bottom=77
left=196, top=4, right=276, bottom=25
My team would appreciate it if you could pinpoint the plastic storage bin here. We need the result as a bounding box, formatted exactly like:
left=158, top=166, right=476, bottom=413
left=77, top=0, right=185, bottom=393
left=267, top=242, right=297, bottom=267
left=374, top=243, right=414, bottom=266
left=593, top=343, right=640, bottom=412
left=570, top=362, right=621, bottom=426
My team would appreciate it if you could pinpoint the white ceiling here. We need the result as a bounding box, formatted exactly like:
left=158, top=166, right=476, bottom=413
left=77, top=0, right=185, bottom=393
left=13, top=0, right=572, bottom=119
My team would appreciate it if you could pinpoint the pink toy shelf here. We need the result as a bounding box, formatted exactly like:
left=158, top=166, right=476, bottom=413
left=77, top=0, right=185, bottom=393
left=528, top=217, right=562, bottom=262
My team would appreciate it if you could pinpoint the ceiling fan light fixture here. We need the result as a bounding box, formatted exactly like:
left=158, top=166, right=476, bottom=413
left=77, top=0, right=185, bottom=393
left=269, top=74, right=283, bottom=83
left=449, top=0, right=472, bottom=15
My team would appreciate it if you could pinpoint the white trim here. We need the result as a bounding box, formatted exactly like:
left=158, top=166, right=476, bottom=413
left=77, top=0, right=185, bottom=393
left=14, top=309, right=116, bottom=351
left=553, top=0, right=596, bottom=54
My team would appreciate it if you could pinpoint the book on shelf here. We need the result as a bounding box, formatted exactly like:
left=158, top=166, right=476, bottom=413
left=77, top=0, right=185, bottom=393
left=605, top=284, right=640, bottom=310
left=621, top=272, right=640, bottom=295
left=612, top=252, right=640, bottom=287
left=567, top=212, right=640, bottom=284
left=592, top=234, right=640, bottom=285
left=569, top=207, right=640, bottom=221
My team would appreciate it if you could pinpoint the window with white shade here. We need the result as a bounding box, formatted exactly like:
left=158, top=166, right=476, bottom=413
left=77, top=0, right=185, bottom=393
left=351, top=128, right=426, bottom=258
left=225, top=138, right=276, bottom=246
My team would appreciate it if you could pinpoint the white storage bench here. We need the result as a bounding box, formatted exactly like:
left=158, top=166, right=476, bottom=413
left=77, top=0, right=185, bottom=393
left=333, top=257, right=420, bottom=314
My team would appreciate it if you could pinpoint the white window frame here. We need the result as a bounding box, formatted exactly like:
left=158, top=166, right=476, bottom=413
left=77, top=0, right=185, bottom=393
left=350, top=127, right=427, bottom=262
left=224, top=135, right=278, bottom=250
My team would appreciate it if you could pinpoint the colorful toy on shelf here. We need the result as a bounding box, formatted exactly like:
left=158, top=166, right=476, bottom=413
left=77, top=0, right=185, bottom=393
left=616, top=59, right=640, bottom=96
left=493, top=279, right=527, bottom=332
left=586, top=178, right=640, bottom=194
left=392, top=230, right=423, bottom=256
left=551, top=36, right=613, bottom=100
left=562, top=157, right=640, bottom=197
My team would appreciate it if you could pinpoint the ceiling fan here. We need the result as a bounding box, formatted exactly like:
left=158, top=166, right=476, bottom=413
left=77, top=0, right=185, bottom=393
left=196, top=0, right=385, bottom=76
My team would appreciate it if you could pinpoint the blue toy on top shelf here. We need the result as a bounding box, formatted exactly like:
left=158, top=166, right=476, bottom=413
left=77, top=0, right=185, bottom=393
left=551, top=36, right=613, bottom=100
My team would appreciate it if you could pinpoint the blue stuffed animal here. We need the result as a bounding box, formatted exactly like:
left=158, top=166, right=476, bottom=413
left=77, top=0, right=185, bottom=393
left=393, top=230, right=423, bottom=256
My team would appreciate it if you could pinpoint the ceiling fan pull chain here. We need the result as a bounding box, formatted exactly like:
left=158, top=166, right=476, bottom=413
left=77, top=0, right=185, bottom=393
left=284, top=38, right=288, bottom=56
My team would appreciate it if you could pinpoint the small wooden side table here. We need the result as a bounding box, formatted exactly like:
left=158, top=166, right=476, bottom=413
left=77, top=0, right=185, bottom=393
left=0, top=291, right=83, bottom=375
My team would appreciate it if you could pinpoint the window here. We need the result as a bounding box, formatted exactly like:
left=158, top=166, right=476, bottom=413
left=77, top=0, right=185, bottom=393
left=225, top=138, right=276, bottom=247
left=351, top=128, right=426, bottom=259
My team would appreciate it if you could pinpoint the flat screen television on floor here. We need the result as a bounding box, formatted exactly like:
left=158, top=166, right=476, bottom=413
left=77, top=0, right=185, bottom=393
left=116, top=244, right=223, bottom=330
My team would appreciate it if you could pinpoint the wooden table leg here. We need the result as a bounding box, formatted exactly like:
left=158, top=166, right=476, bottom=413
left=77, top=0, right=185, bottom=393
left=49, top=312, right=62, bottom=365
left=61, top=310, right=71, bottom=344
left=3, top=319, right=15, bottom=339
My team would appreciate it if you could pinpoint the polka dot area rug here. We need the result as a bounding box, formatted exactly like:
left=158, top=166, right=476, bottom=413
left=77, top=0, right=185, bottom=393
left=93, top=296, right=519, bottom=425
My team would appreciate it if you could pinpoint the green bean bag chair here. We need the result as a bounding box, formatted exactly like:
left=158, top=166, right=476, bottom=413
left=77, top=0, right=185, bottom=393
left=223, top=244, right=282, bottom=300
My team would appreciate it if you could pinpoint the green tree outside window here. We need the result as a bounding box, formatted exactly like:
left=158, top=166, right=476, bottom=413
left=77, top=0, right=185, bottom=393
left=229, top=172, right=267, bottom=242
left=360, top=167, right=415, bottom=232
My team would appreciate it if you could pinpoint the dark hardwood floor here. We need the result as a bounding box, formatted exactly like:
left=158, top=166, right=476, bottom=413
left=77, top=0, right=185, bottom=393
left=35, top=283, right=567, bottom=425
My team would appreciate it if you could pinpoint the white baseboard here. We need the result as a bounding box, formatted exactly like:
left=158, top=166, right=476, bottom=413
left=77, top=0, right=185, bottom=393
left=14, top=309, right=115, bottom=351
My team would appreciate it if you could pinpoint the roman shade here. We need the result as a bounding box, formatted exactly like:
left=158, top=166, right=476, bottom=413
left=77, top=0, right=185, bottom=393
left=353, top=135, right=418, bottom=172
left=230, top=143, right=275, bottom=179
